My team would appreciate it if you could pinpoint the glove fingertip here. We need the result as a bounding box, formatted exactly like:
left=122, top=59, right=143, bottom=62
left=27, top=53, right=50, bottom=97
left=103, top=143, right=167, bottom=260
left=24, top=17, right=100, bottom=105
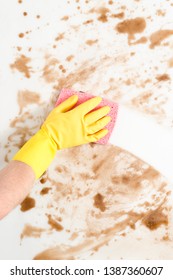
left=89, top=128, right=108, bottom=142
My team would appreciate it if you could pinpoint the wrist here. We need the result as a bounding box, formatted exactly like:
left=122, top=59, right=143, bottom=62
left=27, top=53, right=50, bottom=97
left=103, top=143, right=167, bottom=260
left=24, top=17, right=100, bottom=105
left=12, top=129, right=57, bottom=179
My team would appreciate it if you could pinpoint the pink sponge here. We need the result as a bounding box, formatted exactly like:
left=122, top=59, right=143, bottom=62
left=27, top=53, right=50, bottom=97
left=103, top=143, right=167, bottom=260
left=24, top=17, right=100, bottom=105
left=55, top=88, right=118, bottom=145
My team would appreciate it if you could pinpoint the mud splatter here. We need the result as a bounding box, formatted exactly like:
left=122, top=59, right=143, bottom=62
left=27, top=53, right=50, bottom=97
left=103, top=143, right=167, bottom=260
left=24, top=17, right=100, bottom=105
left=168, top=58, right=173, bottom=68
left=61, top=16, right=69, bottom=21
left=18, top=33, right=25, bottom=38
left=55, top=33, right=64, bottom=41
left=33, top=240, right=94, bottom=260
left=17, top=46, right=22, bottom=51
left=156, top=74, right=170, bottom=82
left=52, top=57, right=111, bottom=90
left=47, top=215, right=63, bottom=231
left=34, top=247, right=76, bottom=260
left=149, top=30, right=173, bottom=49
left=20, top=197, right=35, bottom=212
left=90, top=7, right=110, bottom=23
left=21, top=224, right=45, bottom=239
left=83, top=19, right=93, bottom=25
left=18, top=90, right=40, bottom=113
left=156, top=10, right=166, bottom=17
left=116, top=17, right=146, bottom=43
left=86, top=39, right=98, bottom=46
left=93, top=193, right=106, bottom=212
left=131, top=36, right=148, bottom=45
left=10, top=55, right=32, bottom=78
left=66, top=55, right=74, bottom=61
left=9, top=113, right=34, bottom=149
left=42, top=57, right=60, bottom=83
left=40, top=187, right=51, bottom=195
left=111, top=12, right=125, bottom=19
left=31, top=143, right=170, bottom=259
left=142, top=207, right=168, bottom=230
left=131, top=91, right=167, bottom=119
left=40, top=177, right=47, bottom=184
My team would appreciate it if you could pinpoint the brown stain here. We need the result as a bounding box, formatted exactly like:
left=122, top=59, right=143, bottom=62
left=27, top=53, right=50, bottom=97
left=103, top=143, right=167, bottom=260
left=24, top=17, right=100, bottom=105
left=47, top=177, right=65, bottom=189
left=69, top=232, right=79, bottom=241
left=59, top=64, right=66, bottom=73
left=149, top=30, right=173, bottom=49
left=40, top=187, right=52, bottom=195
left=36, top=15, right=40, bottom=19
left=42, top=57, right=60, bottom=83
left=23, top=12, right=27, bottom=16
left=53, top=62, right=97, bottom=90
left=7, top=111, right=36, bottom=152
left=156, top=10, right=166, bottom=17
left=21, top=224, right=45, bottom=239
left=44, top=56, right=110, bottom=89
left=140, top=78, right=151, bottom=88
left=92, top=158, right=106, bottom=177
left=33, top=196, right=169, bottom=260
left=97, top=7, right=110, bottom=23
left=125, top=79, right=131, bottom=85
left=40, top=177, right=47, bottom=184
left=18, top=33, right=25, bottom=38
left=17, top=90, right=40, bottom=113
left=90, top=7, right=110, bottom=23
left=17, top=46, right=22, bottom=51
left=39, top=171, right=48, bottom=183
left=55, top=165, right=68, bottom=173
left=18, top=0, right=22, bottom=3
left=47, top=214, right=63, bottom=231
left=55, top=33, right=64, bottom=41
left=61, top=16, right=69, bottom=21
left=20, top=196, right=35, bottom=212
left=10, top=55, right=32, bottom=78
left=168, top=58, right=173, bottom=68
left=66, top=55, right=74, bottom=61
left=93, top=193, right=106, bottom=212
left=162, top=234, right=170, bottom=241
left=142, top=207, right=168, bottom=230
left=83, top=19, right=93, bottom=25
left=79, top=172, right=93, bottom=180
left=34, top=249, right=74, bottom=260
left=85, top=39, right=98, bottom=46
left=116, top=17, right=146, bottom=43
left=111, top=12, right=125, bottom=19
left=131, top=36, right=148, bottom=45
left=131, top=91, right=166, bottom=118
left=33, top=241, right=93, bottom=260
left=156, top=74, right=170, bottom=82
left=111, top=167, right=160, bottom=189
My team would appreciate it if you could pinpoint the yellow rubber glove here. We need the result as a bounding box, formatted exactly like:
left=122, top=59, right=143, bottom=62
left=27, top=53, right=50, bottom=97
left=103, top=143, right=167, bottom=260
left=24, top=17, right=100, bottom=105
left=13, top=95, right=110, bottom=179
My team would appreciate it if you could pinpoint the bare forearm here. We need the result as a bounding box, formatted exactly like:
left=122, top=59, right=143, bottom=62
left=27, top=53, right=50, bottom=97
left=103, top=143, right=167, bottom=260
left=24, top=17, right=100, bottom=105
left=0, top=160, right=35, bottom=220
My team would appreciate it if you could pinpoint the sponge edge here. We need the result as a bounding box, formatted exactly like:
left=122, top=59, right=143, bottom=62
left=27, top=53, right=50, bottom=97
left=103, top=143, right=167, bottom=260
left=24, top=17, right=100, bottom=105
left=55, top=88, right=119, bottom=145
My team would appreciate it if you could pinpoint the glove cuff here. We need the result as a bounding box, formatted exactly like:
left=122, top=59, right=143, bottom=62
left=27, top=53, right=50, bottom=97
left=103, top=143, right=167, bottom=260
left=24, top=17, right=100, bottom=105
left=12, top=129, right=57, bottom=179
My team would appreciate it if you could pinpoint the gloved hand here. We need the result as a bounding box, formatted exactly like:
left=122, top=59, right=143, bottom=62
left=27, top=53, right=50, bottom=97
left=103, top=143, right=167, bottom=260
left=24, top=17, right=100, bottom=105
left=13, top=95, right=111, bottom=179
